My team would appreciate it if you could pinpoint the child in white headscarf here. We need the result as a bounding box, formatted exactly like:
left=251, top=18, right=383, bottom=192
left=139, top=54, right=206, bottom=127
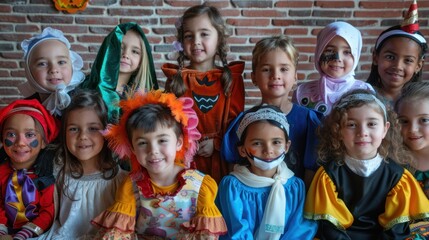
left=294, top=21, right=373, bottom=115
left=19, top=27, right=85, bottom=117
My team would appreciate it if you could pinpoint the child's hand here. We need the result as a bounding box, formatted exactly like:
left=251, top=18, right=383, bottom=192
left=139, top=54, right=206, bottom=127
left=197, top=139, right=214, bottom=158
left=0, top=236, right=12, bottom=240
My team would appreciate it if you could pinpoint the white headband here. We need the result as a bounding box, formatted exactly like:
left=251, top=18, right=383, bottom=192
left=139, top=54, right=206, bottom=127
left=375, top=29, right=426, bottom=50
left=335, top=93, right=387, bottom=120
left=237, top=107, right=290, bottom=140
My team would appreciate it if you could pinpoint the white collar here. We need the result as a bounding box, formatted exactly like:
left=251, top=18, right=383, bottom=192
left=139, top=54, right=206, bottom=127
left=344, top=153, right=383, bottom=177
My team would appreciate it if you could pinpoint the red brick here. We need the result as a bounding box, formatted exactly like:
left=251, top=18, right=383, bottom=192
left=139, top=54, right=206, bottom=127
left=236, top=28, right=282, bottom=36
left=75, top=17, right=118, bottom=25
left=276, top=1, right=313, bottom=8
left=354, top=10, right=402, bottom=18
left=315, top=1, right=355, bottom=8
left=108, top=8, right=153, bottom=16
left=121, top=0, right=163, bottom=6
left=0, top=4, right=12, bottom=12
left=359, top=2, right=409, bottom=9
left=242, top=10, right=285, bottom=18
left=0, top=16, right=26, bottom=23
left=227, top=18, right=270, bottom=27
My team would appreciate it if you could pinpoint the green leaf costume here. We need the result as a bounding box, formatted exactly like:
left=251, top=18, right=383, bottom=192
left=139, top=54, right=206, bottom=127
left=80, top=22, right=158, bottom=122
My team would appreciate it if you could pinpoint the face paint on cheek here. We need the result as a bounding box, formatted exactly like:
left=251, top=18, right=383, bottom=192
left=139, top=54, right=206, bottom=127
left=248, top=149, right=257, bottom=156
left=320, top=52, right=339, bottom=65
left=4, top=139, right=13, bottom=147
left=29, top=139, right=39, bottom=148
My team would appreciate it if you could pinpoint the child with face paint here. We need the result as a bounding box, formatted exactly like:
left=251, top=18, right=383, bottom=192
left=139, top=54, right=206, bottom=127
left=19, top=27, right=85, bottom=117
left=80, top=22, right=159, bottom=123
left=91, top=91, right=227, bottom=239
left=35, top=90, right=127, bottom=239
left=367, top=1, right=427, bottom=108
left=216, top=105, right=317, bottom=240
left=222, top=35, right=322, bottom=188
left=304, top=89, right=429, bottom=239
left=0, top=99, right=59, bottom=239
left=294, top=21, right=374, bottom=116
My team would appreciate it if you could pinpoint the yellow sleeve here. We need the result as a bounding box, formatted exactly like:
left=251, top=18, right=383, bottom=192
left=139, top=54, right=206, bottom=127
left=184, top=174, right=227, bottom=235
left=380, top=169, right=429, bottom=230
left=91, top=176, right=136, bottom=232
left=304, top=167, right=354, bottom=230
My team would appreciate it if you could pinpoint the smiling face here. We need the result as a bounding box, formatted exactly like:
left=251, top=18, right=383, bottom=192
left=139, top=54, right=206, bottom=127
left=131, top=124, right=183, bottom=178
left=397, top=98, right=429, bottom=155
left=373, top=37, right=423, bottom=93
left=2, top=114, right=46, bottom=170
left=340, top=104, right=389, bottom=160
left=320, top=36, right=354, bottom=79
left=29, top=39, right=73, bottom=92
left=182, top=13, right=219, bottom=72
left=65, top=108, right=104, bottom=166
left=120, top=30, right=142, bottom=77
left=252, top=49, right=297, bottom=103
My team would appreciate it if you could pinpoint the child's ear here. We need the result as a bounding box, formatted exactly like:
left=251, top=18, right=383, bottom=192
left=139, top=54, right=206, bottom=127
left=372, top=51, right=379, bottom=66
left=284, top=140, right=291, bottom=153
left=416, top=58, right=424, bottom=73
left=238, top=145, right=247, bottom=158
left=176, top=135, right=184, bottom=151
left=251, top=72, right=257, bottom=86
left=382, top=121, right=390, bottom=139
left=40, top=140, right=47, bottom=149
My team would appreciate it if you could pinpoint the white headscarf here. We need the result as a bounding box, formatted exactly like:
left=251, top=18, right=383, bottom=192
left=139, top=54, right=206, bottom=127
left=231, top=162, right=294, bottom=240
left=19, top=27, right=85, bottom=116
left=315, top=21, right=363, bottom=106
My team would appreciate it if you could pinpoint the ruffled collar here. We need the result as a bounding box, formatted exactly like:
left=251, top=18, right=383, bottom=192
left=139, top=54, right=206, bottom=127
left=135, top=168, right=188, bottom=198
left=344, top=153, right=383, bottom=177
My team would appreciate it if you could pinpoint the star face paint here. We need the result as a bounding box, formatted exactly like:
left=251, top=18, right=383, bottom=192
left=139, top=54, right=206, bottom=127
left=319, top=52, right=340, bottom=65
left=2, top=114, right=46, bottom=169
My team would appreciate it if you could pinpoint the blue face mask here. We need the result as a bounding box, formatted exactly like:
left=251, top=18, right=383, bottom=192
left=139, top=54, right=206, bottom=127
left=246, top=150, right=285, bottom=171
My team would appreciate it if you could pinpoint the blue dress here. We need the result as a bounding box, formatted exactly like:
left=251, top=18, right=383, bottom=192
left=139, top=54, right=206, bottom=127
left=221, top=104, right=322, bottom=178
left=216, top=174, right=317, bottom=239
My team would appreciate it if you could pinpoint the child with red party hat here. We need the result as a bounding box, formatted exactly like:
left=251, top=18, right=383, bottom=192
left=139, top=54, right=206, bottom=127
left=0, top=99, right=59, bottom=239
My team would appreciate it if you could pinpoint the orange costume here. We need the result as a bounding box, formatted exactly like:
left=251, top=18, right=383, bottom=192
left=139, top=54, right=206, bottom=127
left=162, top=61, right=245, bottom=182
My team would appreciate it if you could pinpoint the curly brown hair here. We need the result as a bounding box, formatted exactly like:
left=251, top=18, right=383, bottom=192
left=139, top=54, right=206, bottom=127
left=317, top=89, right=410, bottom=166
left=165, top=3, right=232, bottom=97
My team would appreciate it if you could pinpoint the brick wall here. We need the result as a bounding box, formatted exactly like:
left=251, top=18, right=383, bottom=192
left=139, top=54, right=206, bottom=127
left=0, top=0, right=428, bottom=108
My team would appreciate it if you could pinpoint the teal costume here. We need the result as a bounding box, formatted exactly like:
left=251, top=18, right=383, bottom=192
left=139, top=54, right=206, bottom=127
left=80, top=22, right=158, bottom=122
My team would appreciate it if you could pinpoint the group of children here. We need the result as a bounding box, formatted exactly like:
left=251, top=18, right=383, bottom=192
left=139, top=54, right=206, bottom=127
left=1, top=1, right=429, bottom=239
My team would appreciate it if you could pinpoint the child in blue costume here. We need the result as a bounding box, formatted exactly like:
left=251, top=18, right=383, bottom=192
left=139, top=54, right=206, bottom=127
left=305, top=89, right=429, bottom=239
left=367, top=0, right=427, bottom=108
left=222, top=35, right=322, bottom=187
left=396, top=81, right=429, bottom=239
left=217, top=105, right=317, bottom=239
left=80, top=22, right=159, bottom=123
left=91, top=91, right=227, bottom=239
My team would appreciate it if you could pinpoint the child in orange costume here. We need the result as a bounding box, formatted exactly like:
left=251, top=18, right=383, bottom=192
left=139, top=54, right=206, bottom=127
left=162, top=3, right=245, bottom=182
left=91, top=91, right=227, bottom=239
